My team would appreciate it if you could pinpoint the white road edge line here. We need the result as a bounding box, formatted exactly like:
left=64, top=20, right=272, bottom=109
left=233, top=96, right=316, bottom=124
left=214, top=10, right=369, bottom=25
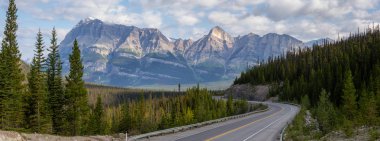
left=242, top=105, right=293, bottom=141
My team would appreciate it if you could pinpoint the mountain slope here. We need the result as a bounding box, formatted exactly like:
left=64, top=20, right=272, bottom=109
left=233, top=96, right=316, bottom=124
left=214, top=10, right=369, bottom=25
left=59, top=18, right=310, bottom=86
left=228, top=33, right=304, bottom=74
left=60, top=18, right=195, bottom=86
left=305, top=38, right=334, bottom=47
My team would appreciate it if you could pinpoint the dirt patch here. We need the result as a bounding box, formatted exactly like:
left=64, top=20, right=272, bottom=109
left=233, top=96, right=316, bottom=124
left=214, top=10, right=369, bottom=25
left=0, top=130, right=125, bottom=141
left=0, top=130, right=24, bottom=141
left=224, top=84, right=269, bottom=101
left=320, top=127, right=380, bottom=141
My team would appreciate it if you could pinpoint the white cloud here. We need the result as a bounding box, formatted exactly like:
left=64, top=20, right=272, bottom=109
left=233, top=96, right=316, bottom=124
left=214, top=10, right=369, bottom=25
left=208, top=11, right=238, bottom=25
left=140, top=12, right=163, bottom=28
left=351, top=0, right=379, bottom=9
left=17, top=0, right=128, bottom=22
left=0, top=0, right=379, bottom=60
left=170, top=10, right=199, bottom=26
left=266, top=0, right=305, bottom=21
left=195, top=0, right=222, bottom=8
left=177, top=15, right=199, bottom=26
left=235, top=0, right=266, bottom=5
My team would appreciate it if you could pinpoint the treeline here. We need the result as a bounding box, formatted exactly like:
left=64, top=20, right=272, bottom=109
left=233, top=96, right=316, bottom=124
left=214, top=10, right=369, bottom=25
left=0, top=0, right=89, bottom=135
left=86, top=83, right=185, bottom=106
left=234, top=26, right=380, bottom=137
left=89, top=87, right=264, bottom=135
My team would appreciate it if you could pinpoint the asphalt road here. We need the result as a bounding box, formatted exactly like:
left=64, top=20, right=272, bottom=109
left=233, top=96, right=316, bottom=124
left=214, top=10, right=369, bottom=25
left=139, top=102, right=299, bottom=141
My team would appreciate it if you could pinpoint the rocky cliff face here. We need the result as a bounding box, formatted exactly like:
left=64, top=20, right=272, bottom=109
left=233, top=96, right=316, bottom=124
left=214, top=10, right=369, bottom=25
left=60, top=18, right=194, bottom=86
left=59, top=18, right=309, bottom=86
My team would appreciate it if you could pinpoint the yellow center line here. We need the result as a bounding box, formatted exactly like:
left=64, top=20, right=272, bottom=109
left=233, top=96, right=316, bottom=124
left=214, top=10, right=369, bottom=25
left=205, top=106, right=284, bottom=141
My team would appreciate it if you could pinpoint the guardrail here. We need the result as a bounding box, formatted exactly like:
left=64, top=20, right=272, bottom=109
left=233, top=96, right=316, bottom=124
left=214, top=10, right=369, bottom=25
left=127, top=105, right=269, bottom=141
left=278, top=102, right=301, bottom=141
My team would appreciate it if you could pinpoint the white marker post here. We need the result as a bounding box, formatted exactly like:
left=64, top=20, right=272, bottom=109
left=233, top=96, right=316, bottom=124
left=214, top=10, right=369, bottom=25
left=125, top=132, right=128, bottom=141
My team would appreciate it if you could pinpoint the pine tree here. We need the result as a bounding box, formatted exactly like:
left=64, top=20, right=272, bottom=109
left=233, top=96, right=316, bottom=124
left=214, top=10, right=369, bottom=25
left=88, top=96, right=105, bottom=135
left=183, top=107, right=194, bottom=124
left=65, top=39, right=89, bottom=135
left=315, top=89, right=336, bottom=133
left=358, top=90, right=377, bottom=126
left=119, top=103, right=130, bottom=132
left=341, top=70, right=357, bottom=120
left=0, top=0, right=25, bottom=130
left=300, top=94, right=310, bottom=110
left=26, top=30, right=51, bottom=133
left=226, top=95, right=234, bottom=116
left=46, top=28, right=65, bottom=134
left=372, top=64, right=380, bottom=117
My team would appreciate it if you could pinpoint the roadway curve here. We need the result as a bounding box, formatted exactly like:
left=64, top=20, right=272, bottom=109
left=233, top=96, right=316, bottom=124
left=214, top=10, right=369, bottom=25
left=138, top=102, right=299, bottom=141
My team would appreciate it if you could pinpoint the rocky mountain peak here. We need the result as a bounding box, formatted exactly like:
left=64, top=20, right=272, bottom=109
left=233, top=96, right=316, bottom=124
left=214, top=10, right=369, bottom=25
left=59, top=18, right=325, bottom=86
left=208, top=26, right=232, bottom=41
left=247, top=32, right=258, bottom=36
left=77, top=17, right=102, bottom=26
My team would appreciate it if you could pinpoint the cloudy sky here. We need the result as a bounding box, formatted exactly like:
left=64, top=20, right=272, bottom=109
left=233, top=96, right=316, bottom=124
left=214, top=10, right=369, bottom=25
left=0, top=0, right=379, bottom=60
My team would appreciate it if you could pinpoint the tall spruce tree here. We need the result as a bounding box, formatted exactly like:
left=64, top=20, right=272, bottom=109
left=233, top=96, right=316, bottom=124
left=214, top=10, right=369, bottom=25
left=26, top=30, right=51, bottom=133
left=0, top=0, right=25, bottom=130
left=88, top=96, right=105, bottom=135
left=46, top=28, right=65, bottom=134
left=226, top=95, right=234, bottom=116
left=119, top=103, right=130, bottom=132
left=315, top=89, right=337, bottom=133
left=341, top=70, right=357, bottom=120
left=357, top=90, right=377, bottom=125
left=372, top=64, right=380, bottom=117
left=65, top=39, right=89, bottom=135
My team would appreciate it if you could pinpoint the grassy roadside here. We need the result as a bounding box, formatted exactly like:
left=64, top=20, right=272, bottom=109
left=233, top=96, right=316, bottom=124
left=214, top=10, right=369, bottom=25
left=284, top=106, right=380, bottom=141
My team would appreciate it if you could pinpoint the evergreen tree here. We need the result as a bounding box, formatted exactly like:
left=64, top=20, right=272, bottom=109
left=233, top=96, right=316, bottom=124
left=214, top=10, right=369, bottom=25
left=358, top=90, right=377, bottom=126
left=300, top=94, right=310, bottom=110
left=0, top=0, right=25, bottom=130
left=372, top=64, right=380, bottom=117
left=26, top=30, right=51, bottom=133
left=341, top=70, right=357, bottom=120
left=183, top=107, right=194, bottom=124
left=119, top=103, right=130, bottom=132
left=46, top=28, right=65, bottom=134
left=65, top=39, right=89, bottom=135
left=159, top=110, right=171, bottom=129
left=226, top=95, right=234, bottom=116
left=315, top=89, right=336, bottom=133
left=88, top=96, right=105, bottom=135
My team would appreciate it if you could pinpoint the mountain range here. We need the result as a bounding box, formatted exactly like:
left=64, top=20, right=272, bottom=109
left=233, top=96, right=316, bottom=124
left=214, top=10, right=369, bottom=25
left=59, top=18, right=332, bottom=86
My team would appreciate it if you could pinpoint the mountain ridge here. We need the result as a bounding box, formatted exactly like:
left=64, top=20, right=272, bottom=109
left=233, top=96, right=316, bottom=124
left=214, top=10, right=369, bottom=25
left=59, top=18, right=330, bottom=86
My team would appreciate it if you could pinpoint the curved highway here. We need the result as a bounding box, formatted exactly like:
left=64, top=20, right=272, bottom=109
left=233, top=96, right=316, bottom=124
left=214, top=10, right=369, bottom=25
left=138, top=102, right=299, bottom=141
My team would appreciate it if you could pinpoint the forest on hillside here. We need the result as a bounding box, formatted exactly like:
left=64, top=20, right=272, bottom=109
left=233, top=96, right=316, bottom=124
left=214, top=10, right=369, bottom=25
left=86, top=83, right=185, bottom=106
left=234, top=26, right=380, bottom=139
left=97, top=87, right=265, bottom=135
